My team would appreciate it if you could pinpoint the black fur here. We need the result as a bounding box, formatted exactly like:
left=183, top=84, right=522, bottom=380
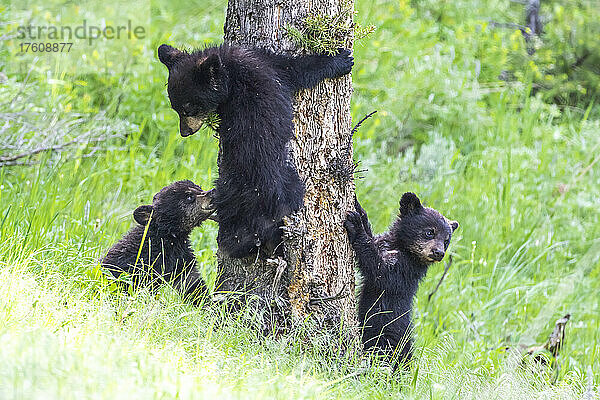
left=158, top=44, right=354, bottom=258
left=102, top=180, right=215, bottom=305
left=345, top=193, right=459, bottom=366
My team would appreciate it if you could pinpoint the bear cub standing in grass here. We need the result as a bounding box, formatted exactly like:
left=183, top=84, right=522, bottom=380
left=345, top=192, right=459, bottom=366
left=158, top=43, right=354, bottom=258
left=102, top=180, right=215, bottom=306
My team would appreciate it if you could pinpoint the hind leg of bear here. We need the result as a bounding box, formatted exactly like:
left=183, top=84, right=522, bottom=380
left=217, top=225, right=261, bottom=259
left=365, top=333, right=414, bottom=371
left=218, top=215, right=285, bottom=259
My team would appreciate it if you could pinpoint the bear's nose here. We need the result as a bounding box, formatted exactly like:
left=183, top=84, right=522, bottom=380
left=431, top=249, right=445, bottom=261
left=180, top=126, right=194, bottom=137
left=204, top=188, right=216, bottom=199
left=199, top=189, right=216, bottom=212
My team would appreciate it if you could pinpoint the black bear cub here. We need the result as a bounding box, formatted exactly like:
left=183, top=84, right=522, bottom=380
left=345, top=192, right=459, bottom=366
left=102, top=180, right=215, bottom=305
left=158, top=43, right=354, bottom=258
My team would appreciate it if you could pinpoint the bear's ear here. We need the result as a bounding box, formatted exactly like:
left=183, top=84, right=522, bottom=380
left=133, top=205, right=154, bottom=226
left=158, top=44, right=184, bottom=69
left=449, top=220, right=459, bottom=232
left=399, top=192, right=423, bottom=216
left=196, top=54, right=222, bottom=82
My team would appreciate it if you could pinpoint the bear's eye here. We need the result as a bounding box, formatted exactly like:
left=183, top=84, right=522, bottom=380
left=425, top=229, right=435, bottom=239
left=184, top=194, right=195, bottom=204
left=182, top=103, right=195, bottom=117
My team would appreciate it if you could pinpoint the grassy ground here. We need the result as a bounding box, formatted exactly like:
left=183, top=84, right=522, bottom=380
left=0, top=0, right=599, bottom=398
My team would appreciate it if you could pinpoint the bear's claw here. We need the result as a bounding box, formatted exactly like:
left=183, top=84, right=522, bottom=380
left=345, top=211, right=365, bottom=244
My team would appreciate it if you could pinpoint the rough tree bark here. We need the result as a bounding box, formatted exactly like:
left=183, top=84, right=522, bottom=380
left=219, top=0, right=357, bottom=339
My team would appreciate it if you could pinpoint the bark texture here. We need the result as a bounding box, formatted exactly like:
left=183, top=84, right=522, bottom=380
left=220, top=0, right=357, bottom=338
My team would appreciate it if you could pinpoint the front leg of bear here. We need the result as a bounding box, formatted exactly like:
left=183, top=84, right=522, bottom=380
left=354, top=197, right=374, bottom=238
left=274, top=48, right=354, bottom=92
left=345, top=211, right=385, bottom=286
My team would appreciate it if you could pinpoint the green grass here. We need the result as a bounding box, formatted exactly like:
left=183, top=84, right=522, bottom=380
left=0, top=0, right=599, bottom=398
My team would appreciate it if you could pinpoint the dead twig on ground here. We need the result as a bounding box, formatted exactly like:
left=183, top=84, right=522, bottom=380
left=428, top=255, right=453, bottom=302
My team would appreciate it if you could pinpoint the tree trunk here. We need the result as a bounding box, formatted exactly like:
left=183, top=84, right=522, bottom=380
left=220, top=0, right=356, bottom=340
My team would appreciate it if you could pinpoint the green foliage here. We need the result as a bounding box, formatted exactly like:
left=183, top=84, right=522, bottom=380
left=285, top=3, right=375, bottom=54
left=0, top=0, right=599, bottom=397
left=202, top=113, right=222, bottom=132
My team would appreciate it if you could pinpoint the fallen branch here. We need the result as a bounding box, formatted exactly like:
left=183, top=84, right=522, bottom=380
left=0, top=148, right=110, bottom=166
left=543, top=313, right=570, bottom=357
left=0, top=133, right=120, bottom=167
left=1, top=136, right=85, bottom=163
left=524, top=313, right=570, bottom=362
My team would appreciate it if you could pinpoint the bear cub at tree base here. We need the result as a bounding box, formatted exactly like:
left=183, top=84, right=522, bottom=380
left=102, top=180, right=215, bottom=306
left=157, top=43, right=354, bottom=258
left=345, top=192, right=459, bottom=366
